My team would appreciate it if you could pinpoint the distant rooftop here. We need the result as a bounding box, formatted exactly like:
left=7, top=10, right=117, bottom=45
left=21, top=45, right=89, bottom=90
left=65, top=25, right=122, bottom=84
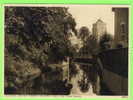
left=93, top=18, right=106, bottom=25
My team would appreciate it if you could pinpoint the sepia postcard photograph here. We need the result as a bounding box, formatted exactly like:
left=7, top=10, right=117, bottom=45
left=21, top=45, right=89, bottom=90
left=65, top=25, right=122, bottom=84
left=4, top=4, right=129, bottom=97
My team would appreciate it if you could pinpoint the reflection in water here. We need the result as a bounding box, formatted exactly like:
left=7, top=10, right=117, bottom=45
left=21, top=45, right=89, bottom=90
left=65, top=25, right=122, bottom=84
left=70, top=64, right=96, bottom=95
left=68, top=31, right=97, bottom=96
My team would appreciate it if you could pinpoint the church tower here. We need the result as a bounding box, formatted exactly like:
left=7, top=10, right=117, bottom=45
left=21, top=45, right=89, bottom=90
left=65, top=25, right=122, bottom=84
left=92, top=19, right=107, bottom=40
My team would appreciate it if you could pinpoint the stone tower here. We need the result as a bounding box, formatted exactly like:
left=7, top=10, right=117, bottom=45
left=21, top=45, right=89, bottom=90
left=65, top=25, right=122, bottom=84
left=92, top=19, right=107, bottom=40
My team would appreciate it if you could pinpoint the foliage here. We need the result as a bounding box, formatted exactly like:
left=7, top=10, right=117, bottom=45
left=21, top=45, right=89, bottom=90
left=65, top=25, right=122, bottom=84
left=5, top=7, right=77, bottom=94
left=78, top=34, right=98, bottom=56
left=78, top=26, right=90, bottom=41
left=99, top=33, right=113, bottom=51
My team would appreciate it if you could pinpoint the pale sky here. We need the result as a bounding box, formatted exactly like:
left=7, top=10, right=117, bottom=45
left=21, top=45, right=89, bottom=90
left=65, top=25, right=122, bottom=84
left=67, top=5, right=115, bottom=35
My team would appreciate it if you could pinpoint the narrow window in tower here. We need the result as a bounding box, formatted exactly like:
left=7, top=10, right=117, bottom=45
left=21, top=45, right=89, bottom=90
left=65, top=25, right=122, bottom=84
left=120, top=22, right=126, bottom=33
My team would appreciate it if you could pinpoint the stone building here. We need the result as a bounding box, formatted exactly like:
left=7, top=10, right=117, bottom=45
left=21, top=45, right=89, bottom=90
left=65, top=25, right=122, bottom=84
left=112, top=8, right=129, bottom=48
left=92, top=19, right=107, bottom=41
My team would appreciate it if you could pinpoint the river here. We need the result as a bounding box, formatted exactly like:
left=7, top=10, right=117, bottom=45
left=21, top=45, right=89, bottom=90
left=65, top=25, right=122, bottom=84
left=67, top=31, right=96, bottom=96
left=70, top=64, right=96, bottom=96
